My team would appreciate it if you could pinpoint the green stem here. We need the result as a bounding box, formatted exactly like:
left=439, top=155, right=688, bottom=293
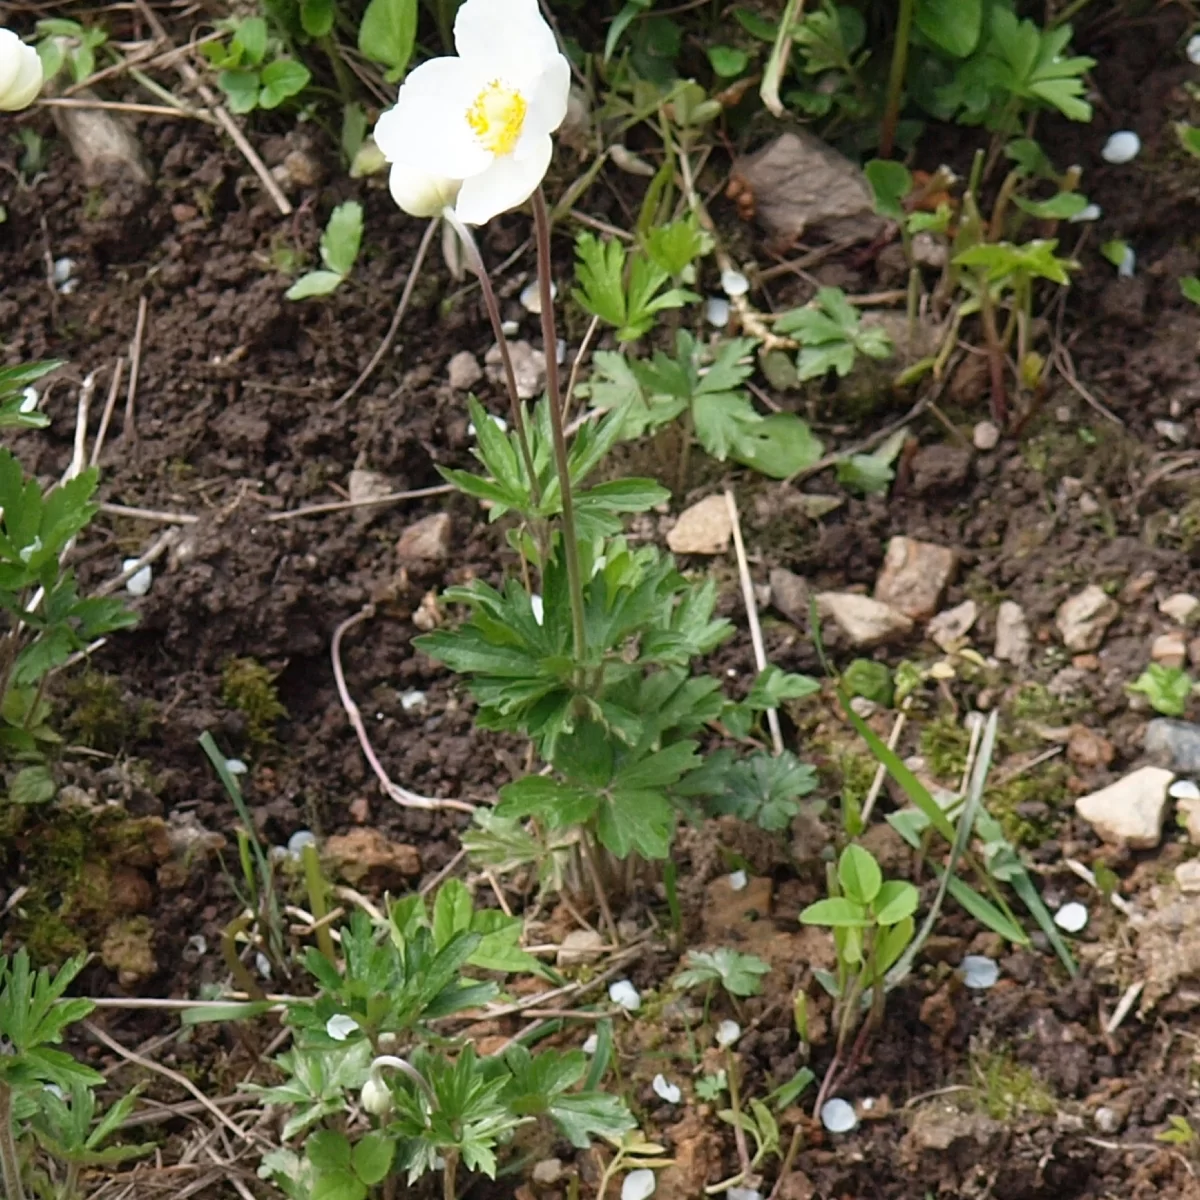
left=300, top=842, right=336, bottom=967
left=442, top=207, right=541, bottom=508
left=0, top=1080, right=27, bottom=1200
left=531, top=189, right=587, bottom=669
left=442, top=1148, right=459, bottom=1200
left=878, top=0, right=914, bottom=158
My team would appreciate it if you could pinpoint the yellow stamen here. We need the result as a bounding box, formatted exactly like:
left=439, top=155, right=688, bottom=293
left=465, top=80, right=526, bottom=156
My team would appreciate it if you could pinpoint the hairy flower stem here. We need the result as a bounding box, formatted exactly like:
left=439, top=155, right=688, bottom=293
left=0, top=1081, right=27, bottom=1200
left=532, top=189, right=587, bottom=668
left=442, top=208, right=541, bottom=506
left=878, top=0, right=914, bottom=158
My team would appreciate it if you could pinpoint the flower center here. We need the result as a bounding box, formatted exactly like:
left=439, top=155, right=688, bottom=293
left=465, top=80, right=526, bottom=156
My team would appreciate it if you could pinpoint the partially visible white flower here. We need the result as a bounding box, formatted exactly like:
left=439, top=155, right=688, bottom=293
left=609, top=979, right=641, bottom=1011
left=1054, top=901, right=1088, bottom=933
left=1068, top=203, right=1102, bottom=223
left=1101, top=131, right=1140, bottom=165
left=959, top=955, right=999, bottom=990
left=361, top=1075, right=393, bottom=1115
left=387, top=163, right=462, bottom=218
left=721, top=268, right=750, bottom=297
left=0, top=29, right=43, bottom=112
left=372, top=0, right=571, bottom=225
left=468, top=414, right=508, bottom=436
left=716, top=1019, right=741, bottom=1048
left=1188, top=33, right=1200, bottom=65
left=622, top=1168, right=656, bottom=1200
left=819, top=1097, right=857, bottom=1133
left=652, top=1074, right=681, bottom=1103
left=326, top=1014, right=360, bottom=1041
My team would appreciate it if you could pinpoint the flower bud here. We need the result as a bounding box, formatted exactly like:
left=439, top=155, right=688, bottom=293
left=361, top=1075, right=393, bottom=1116
left=388, top=163, right=461, bottom=219
left=0, top=29, right=43, bottom=113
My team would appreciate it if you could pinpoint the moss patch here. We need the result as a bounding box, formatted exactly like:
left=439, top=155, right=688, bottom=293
left=221, top=657, right=287, bottom=743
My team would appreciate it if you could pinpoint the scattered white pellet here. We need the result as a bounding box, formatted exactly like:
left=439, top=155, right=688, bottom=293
left=224, top=758, right=248, bottom=776
left=255, top=952, right=272, bottom=978
left=287, top=830, right=317, bottom=859
left=705, top=296, right=731, bottom=326
left=121, top=558, right=152, bottom=597
left=721, top=268, right=750, bottom=297
left=325, top=1014, right=360, bottom=1041
left=716, top=1019, right=741, bottom=1048
left=53, top=257, right=75, bottom=288
left=1188, top=33, right=1200, bottom=64
left=622, top=1168, right=656, bottom=1200
left=400, top=689, right=427, bottom=712
left=728, top=869, right=748, bottom=892
left=1054, top=901, right=1088, bottom=933
left=582, top=1032, right=599, bottom=1054
left=501, top=319, right=520, bottom=336
left=519, top=280, right=556, bottom=314
left=960, top=955, right=1000, bottom=990
left=1101, top=131, right=1141, bottom=164
left=652, top=1074, right=681, bottom=1103
left=820, top=1097, right=858, bottom=1133
left=609, top=979, right=641, bottom=1011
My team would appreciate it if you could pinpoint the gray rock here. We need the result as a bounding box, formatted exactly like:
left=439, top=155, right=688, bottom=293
left=396, top=513, right=452, bottom=565
left=556, top=929, right=605, bottom=967
left=973, top=421, right=1000, bottom=451
left=770, top=567, right=811, bottom=627
left=447, top=350, right=482, bottom=391
left=994, top=601, right=1032, bottom=666
left=1075, top=766, right=1175, bottom=849
left=874, top=536, right=957, bottom=622
left=1056, top=584, right=1119, bottom=652
left=928, top=599, right=978, bottom=651
left=817, top=592, right=913, bottom=648
left=484, top=339, right=545, bottom=400
left=731, top=131, right=885, bottom=245
left=1152, top=631, right=1188, bottom=668
left=666, top=495, right=732, bottom=555
left=1160, top=593, right=1200, bottom=624
left=1145, top=719, right=1200, bottom=774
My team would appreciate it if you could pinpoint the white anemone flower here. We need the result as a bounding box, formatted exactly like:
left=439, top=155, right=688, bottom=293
left=372, top=0, right=570, bottom=226
left=0, top=29, right=43, bottom=112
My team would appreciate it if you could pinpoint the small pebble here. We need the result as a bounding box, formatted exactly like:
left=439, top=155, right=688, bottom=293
left=1170, top=779, right=1200, bottom=801
left=716, top=1019, right=741, bottom=1047
left=728, top=1190, right=762, bottom=1200
left=224, top=758, right=248, bottom=775
left=519, top=280, right=556, bottom=314
left=706, top=296, right=731, bottom=326
left=1054, top=901, right=1088, bottom=933
left=1094, top=1105, right=1121, bottom=1134
left=122, top=558, right=153, bottom=597
left=960, top=955, right=1000, bottom=990
left=652, top=1074, right=681, bottom=1103
left=728, top=869, right=748, bottom=891
left=255, top=952, right=272, bottom=978
left=500, top=319, right=520, bottom=336
left=1101, top=131, right=1141, bottom=164
left=532, top=1159, right=564, bottom=1186
left=820, top=1097, right=858, bottom=1133
left=1188, top=33, right=1200, bottom=64
left=973, top=420, right=1000, bottom=451
left=53, top=257, right=75, bottom=287
left=622, top=1169, right=656, bottom=1200
left=400, top=689, right=427, bottom=712
left=609, top=979, right=641, bottom=1011
left=325, top=1014, right=360, bottom=1041
left=287, top=830, right=317, bottom=859
left=1155, top=419, right=1188, bottom=445
left=721, top=268, right=750, bottom=297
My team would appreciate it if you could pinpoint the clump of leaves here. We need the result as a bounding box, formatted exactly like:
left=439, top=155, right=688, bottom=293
left=201, top=17, right=311, bottom=114
left=1128, top=663, right=1194, bottom=718
left=674, top=948, right=770, bottom=998
left=776, top=287, right=893, bottom=382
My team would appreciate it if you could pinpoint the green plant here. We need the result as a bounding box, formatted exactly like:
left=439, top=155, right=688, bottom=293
left=583, top=332, right=824, bottom=480
left=1156, top=1115, right=1197, bottom=1147
left=1128, top=663, right=1194, bottom=717
left=674, top=948, right=770, bottom=999
left=201, top=17, right=311, bottom=114
left=220, top=656, right=287, bottom=742
left=776, top=287, right=894, bottom=382
left=287, top=201, right=364, bottom=299
left=34, top=19, right=107, bottom=84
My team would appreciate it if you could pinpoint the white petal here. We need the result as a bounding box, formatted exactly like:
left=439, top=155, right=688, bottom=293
left=706, top=297, right=731, bottom=326
left=1189, top=34, right=1200, bottom=65
left=728, top=870, right=748, bottom=891
left=19, top=387, right=38, bottom=413
left=519, top=54, right=571, bottom=141
left=582, top=1033, right=599, bottom=1053
left=609, top=979, right=641, bottom=1011
left=388, top=163, right=461, bottom=217
left=1101, top=131, right=1140, bottom=165
left=652, top=1074, right=681, bottom=1103
left=1117, top=246, right=1136, bottom=278
left=621, top=1168, right=656, bottom=1200
left=454, top=0, right=559, bottom=69
left=0, top=30, right=20, bottom=99
left=225, top=758, right=248, bottom=775
left=326, top=1013, right=360, bottom=1041
left=375, top=58, right=491, bottom=180
left=1068, top=203, right=1101, bottom=223
left=530, top=594, right=545, bottom=625
left=455, top=135, right=552, bottom=224
left=716, top=1019, right=741, bottom=1047
left=820, top=1097, right=857, bottom=1133
left=0, top=32, right=42, bottom=112
left=959, top=955, right=999, bottom=990
left=1054, top=901, right=1088, bottom=932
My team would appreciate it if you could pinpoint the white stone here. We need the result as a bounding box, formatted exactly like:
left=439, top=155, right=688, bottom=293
left=1175, top=861, right=1200, bottom=893
left=1101, top=131, right=1141, bottom=164
left=716, top=1019, right=741, bottom=1047
left=447, top=350, right=482, bottom=391
left=820, top=1098, right=858, bottom=1133
left=1056, top=584, right=1119, bottom=652
left=1161, top=594, right=1200, bottom=624
left=666, top=495, right=732, bottom=555
left=287, top=830, right=317, bottom=859
left=874, top=536, right=957, bottom=622
left=484, top=339, right=545, bottom=399
left=557, top=928, right=605, bottom=967
left=728, top=870, right=748, bottom=891
left=652, top=1074, right=681, bottom=1103
left=582, top=1033, right=599, bottom=1053
left=400, top=689, right=427, bottom=712
left=973, top=420, right=1000, bottom=451
left=609, top=979, right=641, bottom=1011
left=1075, top=766, right=1175, bottom=849
left=721, top=268, right=750, bottom=297
left=532, top=1159, right=564, bottom=1185
left=960, top=955, right=999, bottom=990
left=622, top=1168, right=656, bottom=1200
left=225, top=758, right=248, bottom=775
left=928, top=599, right=978, bottom=652
left=519, top=279, right=556, bottom=314
left=1152, top=631, right=1187, bottom=668
left=1054, top=902, right=1088, bottom=933
left=122, top=558, right=152, bottom=597
left=817, top=592, right=913, bottom=648
left=706, top=296, right=731, bottom=326
left=995, top=600, right=1031, bottom=665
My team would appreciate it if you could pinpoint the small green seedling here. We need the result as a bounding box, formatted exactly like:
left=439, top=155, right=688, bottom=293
left=1128, top=663, right=1194, bottom=718
left=34, top=19, right=107, bottom=84
left=674, top=948, right=770, bottom=1000
left=776, top=287, right=894, bottom=382
left=287, top=202, right=365, bottom=299
left=1156, top=1115, right=1197, bottom=1147
left=801, top=844, right=918, bottom=1053
left=202, top=17, right=311, bottom=114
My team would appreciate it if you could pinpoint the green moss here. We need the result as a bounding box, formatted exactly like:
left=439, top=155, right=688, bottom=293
left=987, top=762, right=1070, bottom=847
left=971, top=1049, right=1056, bottom=1121
left=919, top=716, right=971, bottom=781
left=60, top=671, right=154, bottom=752
left=221, top=657, right=288, bottom=743
left=1009, top=682, right=1081, bottom=723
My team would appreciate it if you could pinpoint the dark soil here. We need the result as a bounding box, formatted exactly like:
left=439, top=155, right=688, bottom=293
left=5, top=4, right=1200, bottom=1198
